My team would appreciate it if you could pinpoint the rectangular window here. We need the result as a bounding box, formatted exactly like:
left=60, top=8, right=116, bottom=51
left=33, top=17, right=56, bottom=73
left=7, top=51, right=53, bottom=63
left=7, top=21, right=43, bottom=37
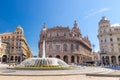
left=104, top=39, right=107, bottom=42
left=50, top=34, right=52, bottom=37
left=111, top=48, right=114, bottom=52
left=110, top=34, right=112, bottom=36
left=109, top=29, right=111, bottom=32
left=111, top=43, right=113, bottom=46
left=8, top=36, right=10, bottom=39
left=117, top=38, right=120, bottom=41
left=118, top=43, right=120, bottom=46
left=64, top=33, right=66, bottom=36
left=119, top=48, right=120, bottom=52
left=49, top=44, right=52, bottom=50
left=110, top=38, right=113, bottom=42
left=56, top=45, right=60, bottom=51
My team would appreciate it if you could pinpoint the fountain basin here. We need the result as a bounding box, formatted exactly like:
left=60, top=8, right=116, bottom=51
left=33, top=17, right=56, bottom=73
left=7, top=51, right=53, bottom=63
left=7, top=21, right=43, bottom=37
left=15, top=58, right=70, bottom=70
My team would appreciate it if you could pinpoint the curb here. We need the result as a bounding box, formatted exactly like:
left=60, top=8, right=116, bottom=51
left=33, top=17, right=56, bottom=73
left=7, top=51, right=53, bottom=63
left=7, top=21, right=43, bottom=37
left=0, top=73, right=85, bottom=76
left=86, top=74, right=120, bottom=77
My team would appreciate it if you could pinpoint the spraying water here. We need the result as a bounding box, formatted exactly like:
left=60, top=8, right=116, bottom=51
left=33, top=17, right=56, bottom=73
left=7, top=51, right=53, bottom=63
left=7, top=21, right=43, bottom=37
left=16, top=40, right=69, bottom=69
left=42, top=40, right=45, bottom=58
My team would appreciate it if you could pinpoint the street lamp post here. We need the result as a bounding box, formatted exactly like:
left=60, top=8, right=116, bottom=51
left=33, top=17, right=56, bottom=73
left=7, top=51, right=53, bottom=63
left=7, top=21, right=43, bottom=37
left=92, top=44, right=96, bottom=66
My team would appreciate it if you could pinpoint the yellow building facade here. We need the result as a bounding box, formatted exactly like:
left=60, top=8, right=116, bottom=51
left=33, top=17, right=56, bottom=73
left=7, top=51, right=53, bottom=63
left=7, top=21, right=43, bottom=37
left=0, top=38, right=7, bottom=62
left=0, top=25, right=33, bottom=63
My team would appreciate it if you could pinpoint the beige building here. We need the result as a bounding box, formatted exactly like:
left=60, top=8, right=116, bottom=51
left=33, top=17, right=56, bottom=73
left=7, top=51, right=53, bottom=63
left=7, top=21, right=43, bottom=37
left=0, top=25, right=33, bottom=63
left=98, top=16, right=120, bottom=65
left=0, top=37, right=7, bottom=62
left=93, top=51, right=101, bottom=66
left=39, top=21, right=93, bottom=64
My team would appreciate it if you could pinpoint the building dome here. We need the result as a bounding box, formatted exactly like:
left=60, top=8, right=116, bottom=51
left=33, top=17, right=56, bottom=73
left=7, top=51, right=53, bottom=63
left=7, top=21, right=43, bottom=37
left=16, top=25, right=24, bottom=32
left=14, top=25, right=24, bottom=35
left=99, top=16, right=110, bottom=24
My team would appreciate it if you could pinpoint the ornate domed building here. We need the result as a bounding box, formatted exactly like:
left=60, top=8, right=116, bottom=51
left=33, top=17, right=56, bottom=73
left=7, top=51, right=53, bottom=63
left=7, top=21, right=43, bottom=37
left=39, top=21, right=93, bottom=64
left=98, top=16, right=120, bottom=66
left=0, top=25, right=33, bottom=63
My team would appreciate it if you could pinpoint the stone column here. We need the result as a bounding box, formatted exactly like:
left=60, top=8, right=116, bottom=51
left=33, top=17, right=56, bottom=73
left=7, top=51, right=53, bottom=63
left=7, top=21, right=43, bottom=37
left=100, top=55, right=103, bottom=65
left=74, top=55, right=77, bottom=64
left=79, top=55, right=81, bottom=63
left=81, top=55, right=84, bottom=64
left=68, top=55, right=71, bottom=64
left=60, top=55, right=63, bottom=61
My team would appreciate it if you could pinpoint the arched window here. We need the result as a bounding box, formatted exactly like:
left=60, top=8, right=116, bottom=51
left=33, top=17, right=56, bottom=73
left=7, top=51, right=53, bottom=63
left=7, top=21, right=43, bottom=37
left=63, top=55, right=68, bottom=63
left=63, top=44, right=67, bottom=51
left=56, top=45, right=60, bottom=51
left=10, top=56, right=13, bottom=61
left=2, top=55, right=7, bottom=63
left=64, top=33, right=66, bottom=36
left=76, top=44, right=79, bottom=51
left=71, top=55, right=74, bottom=63
left=56, top=55, right=60, bottom=59
left=17, top=32, right=19, bottom=34
left=57, top=33, right=59, bottom=36
left=50, top=34, right=52, bottom=37
left=49, top=43, right=52, bottom=50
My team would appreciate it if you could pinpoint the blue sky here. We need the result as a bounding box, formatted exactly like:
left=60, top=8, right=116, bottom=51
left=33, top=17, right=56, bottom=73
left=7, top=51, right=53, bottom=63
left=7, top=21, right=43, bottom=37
left=0, top=0, right=120, bottom=56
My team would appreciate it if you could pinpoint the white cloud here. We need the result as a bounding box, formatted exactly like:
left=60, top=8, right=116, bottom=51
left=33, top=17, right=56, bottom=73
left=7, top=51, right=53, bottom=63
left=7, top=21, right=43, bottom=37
left=85, top=8, right=110, bottom=18
left=94, top=49, right=100, bottom=52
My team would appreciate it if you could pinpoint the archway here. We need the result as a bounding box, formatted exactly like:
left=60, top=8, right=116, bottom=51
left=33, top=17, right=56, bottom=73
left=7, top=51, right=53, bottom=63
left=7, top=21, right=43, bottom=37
left=118, top=56, right=120, bottom=65
left=15, top=56, right=17, bottom=61
left=56, top=55, right=60, bottom=59
left=2, top=55, right=7, bottom=63
left=49, top=55, right=52, bottom=57
left=77, top=56, right=80, bottom=63
left=10, top=56, right=13, bottom=61
left=71, top=55, right=74, bottom=63
left=105, top=56, right=109, bottom=65
left=63, top=55, right=68, bottom=63
left=18, top=56, right=21, bottom=63
left=63, top=44, right=67, bottom=52
left=102, top=56, right=105, bottom=65
left=111, top=56, right=116, bottom=65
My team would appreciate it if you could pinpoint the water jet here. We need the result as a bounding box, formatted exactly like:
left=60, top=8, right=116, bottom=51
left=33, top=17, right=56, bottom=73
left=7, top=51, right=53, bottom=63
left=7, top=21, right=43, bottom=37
left=15, top=40, right=69, bottom=70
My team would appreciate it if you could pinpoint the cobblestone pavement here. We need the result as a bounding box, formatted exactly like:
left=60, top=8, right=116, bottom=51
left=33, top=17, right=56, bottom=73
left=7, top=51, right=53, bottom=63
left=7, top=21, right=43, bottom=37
left=0, top=75, right=119, bottom=80
left=0, top=64, right=114, bottom=76
left=0, top=63, right=120, bottom=80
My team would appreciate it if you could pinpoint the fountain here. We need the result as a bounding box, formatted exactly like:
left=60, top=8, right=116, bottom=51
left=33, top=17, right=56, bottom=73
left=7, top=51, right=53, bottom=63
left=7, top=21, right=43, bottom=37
left=15, top=40, right=69, bottom=70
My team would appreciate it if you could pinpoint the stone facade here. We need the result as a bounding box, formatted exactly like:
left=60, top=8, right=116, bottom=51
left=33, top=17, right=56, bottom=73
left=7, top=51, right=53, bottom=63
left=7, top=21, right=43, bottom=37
left=98, top=16, right=120, bottom=66
left=39, top=21, right=93, bottom=64
left=0, top=37, right=7, bottom=62
left=93, top=51, right=101, bottom=66
left=0, top=25, right=33, bottom=63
